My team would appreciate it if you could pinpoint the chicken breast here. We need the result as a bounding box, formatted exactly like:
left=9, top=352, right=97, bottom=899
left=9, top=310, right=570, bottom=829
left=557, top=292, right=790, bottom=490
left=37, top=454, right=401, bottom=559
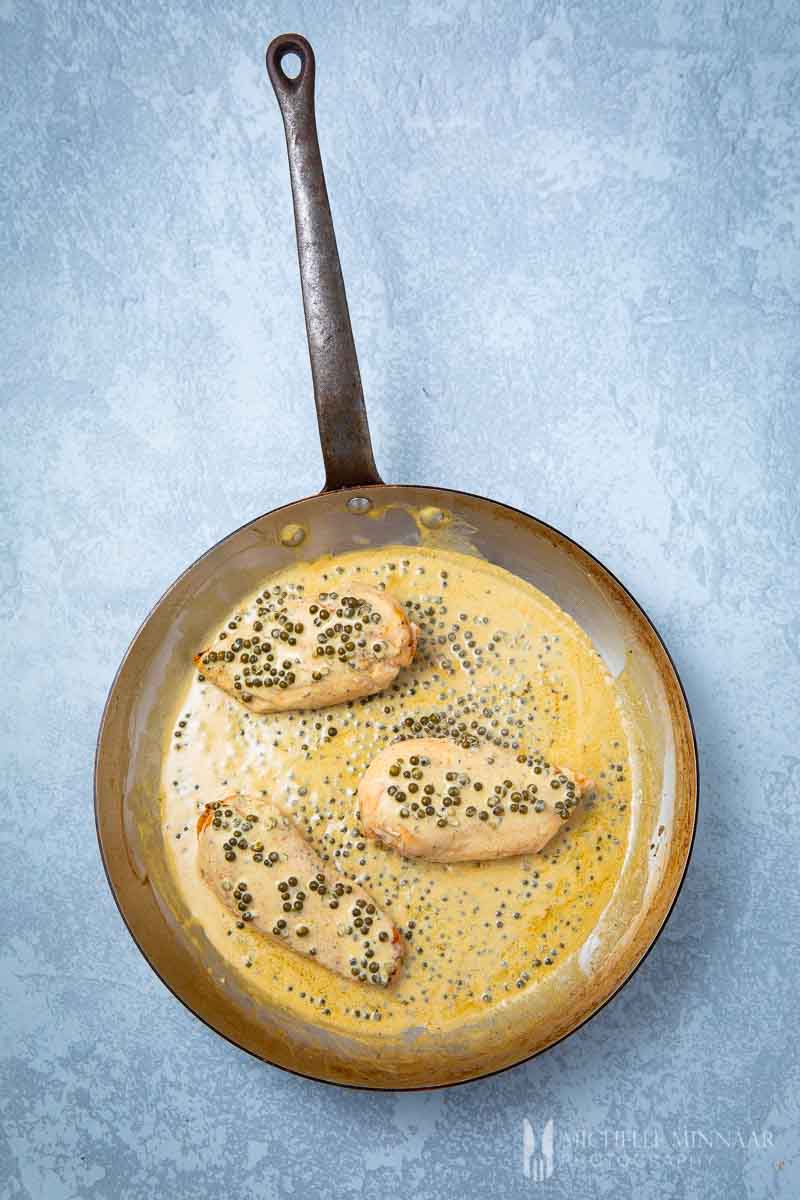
left=195, top=583, right=417, bottom=714
left=197, top=799, right=404, bottom=986
left=359, top=738, right=589, bottom=863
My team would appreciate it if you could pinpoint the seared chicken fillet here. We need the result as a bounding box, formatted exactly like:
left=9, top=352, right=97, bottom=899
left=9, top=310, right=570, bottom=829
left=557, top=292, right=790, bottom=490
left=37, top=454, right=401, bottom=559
left=198, top=799, right=404, bottom=985
left=359, top=738, right=589, bottom=863
left=196, top=583, right=417, bottom=714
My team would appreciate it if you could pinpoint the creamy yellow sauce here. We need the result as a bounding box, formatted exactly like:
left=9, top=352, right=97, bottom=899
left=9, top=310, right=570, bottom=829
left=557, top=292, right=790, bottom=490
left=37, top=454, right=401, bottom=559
left=161, top=545, right=632, bottom=1035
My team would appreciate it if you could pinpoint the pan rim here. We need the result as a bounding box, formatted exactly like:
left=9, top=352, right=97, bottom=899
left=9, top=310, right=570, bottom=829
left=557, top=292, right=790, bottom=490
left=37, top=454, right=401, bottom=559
left=94, top=480, right=699, bottom=1091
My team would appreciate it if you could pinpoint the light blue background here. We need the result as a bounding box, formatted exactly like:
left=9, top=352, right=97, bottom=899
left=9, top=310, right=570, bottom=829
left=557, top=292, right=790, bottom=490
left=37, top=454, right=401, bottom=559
left=2, top=2, right=798, bottom=1197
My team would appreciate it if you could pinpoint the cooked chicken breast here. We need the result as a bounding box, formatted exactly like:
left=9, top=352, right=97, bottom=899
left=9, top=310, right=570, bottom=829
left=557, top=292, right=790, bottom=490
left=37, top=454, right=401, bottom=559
left=198, top=799, right=404, bottom=986
left=195, top=583, right=417, bottom=714
left=359, top=738, right=589, bottom=863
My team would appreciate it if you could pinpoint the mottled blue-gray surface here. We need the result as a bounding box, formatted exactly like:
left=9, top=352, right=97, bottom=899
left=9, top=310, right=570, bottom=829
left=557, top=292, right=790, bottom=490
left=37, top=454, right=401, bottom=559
left=2, top=1, right=798, bottom=1196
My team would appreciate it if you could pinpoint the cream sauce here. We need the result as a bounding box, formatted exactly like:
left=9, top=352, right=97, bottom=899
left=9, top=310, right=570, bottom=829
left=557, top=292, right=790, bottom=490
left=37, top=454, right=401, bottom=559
left=161, top=545, right=632, bottom=1034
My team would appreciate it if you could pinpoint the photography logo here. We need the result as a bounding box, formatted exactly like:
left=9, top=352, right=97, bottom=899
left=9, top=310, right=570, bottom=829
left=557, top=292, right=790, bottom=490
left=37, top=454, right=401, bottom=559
left=523, top=1118, right=555, bottom=1182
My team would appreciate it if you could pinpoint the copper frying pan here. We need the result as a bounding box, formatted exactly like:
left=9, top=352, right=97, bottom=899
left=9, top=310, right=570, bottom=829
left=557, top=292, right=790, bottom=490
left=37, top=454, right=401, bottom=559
left=94, top=33, right=698, bottom=1089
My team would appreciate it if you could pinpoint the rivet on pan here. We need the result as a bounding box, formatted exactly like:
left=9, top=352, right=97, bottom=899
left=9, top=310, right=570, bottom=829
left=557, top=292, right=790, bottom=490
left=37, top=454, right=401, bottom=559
left=419, top=506, right=448, bottom=529
left=279, top=523, right=306, bottom=547
left=346, top=496, right=372, bottom=514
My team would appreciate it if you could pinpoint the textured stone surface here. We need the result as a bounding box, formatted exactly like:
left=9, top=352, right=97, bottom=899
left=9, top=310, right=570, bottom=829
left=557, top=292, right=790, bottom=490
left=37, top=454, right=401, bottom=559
left=2, top=1, right=799, bottom=1196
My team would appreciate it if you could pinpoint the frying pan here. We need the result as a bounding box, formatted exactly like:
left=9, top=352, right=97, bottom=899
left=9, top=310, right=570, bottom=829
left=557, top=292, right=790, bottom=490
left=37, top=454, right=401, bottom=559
left=95, top=33, right=698, bottom=1089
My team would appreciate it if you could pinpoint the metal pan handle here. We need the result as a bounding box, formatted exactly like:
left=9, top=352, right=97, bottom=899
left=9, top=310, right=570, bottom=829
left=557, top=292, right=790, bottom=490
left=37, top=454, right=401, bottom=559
left=266, top=34, right=383, bottom=493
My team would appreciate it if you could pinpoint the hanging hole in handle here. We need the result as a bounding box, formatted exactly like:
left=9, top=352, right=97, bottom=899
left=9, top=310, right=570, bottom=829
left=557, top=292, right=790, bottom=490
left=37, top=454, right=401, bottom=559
left=279, top=50, right=303, bottom=80
left=266, top=34, right=314, bottom=96
left=273, top=41, right=307, bottom=88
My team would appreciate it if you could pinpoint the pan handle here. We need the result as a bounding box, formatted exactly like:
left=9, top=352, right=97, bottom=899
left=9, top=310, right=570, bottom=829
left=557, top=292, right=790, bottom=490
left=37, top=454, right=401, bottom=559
left=266, top=34, right=383, bottom=493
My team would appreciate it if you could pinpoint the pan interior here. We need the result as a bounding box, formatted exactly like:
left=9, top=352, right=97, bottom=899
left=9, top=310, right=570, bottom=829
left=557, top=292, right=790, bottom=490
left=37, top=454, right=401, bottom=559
left=96, top=484, right=696, bottom=1088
